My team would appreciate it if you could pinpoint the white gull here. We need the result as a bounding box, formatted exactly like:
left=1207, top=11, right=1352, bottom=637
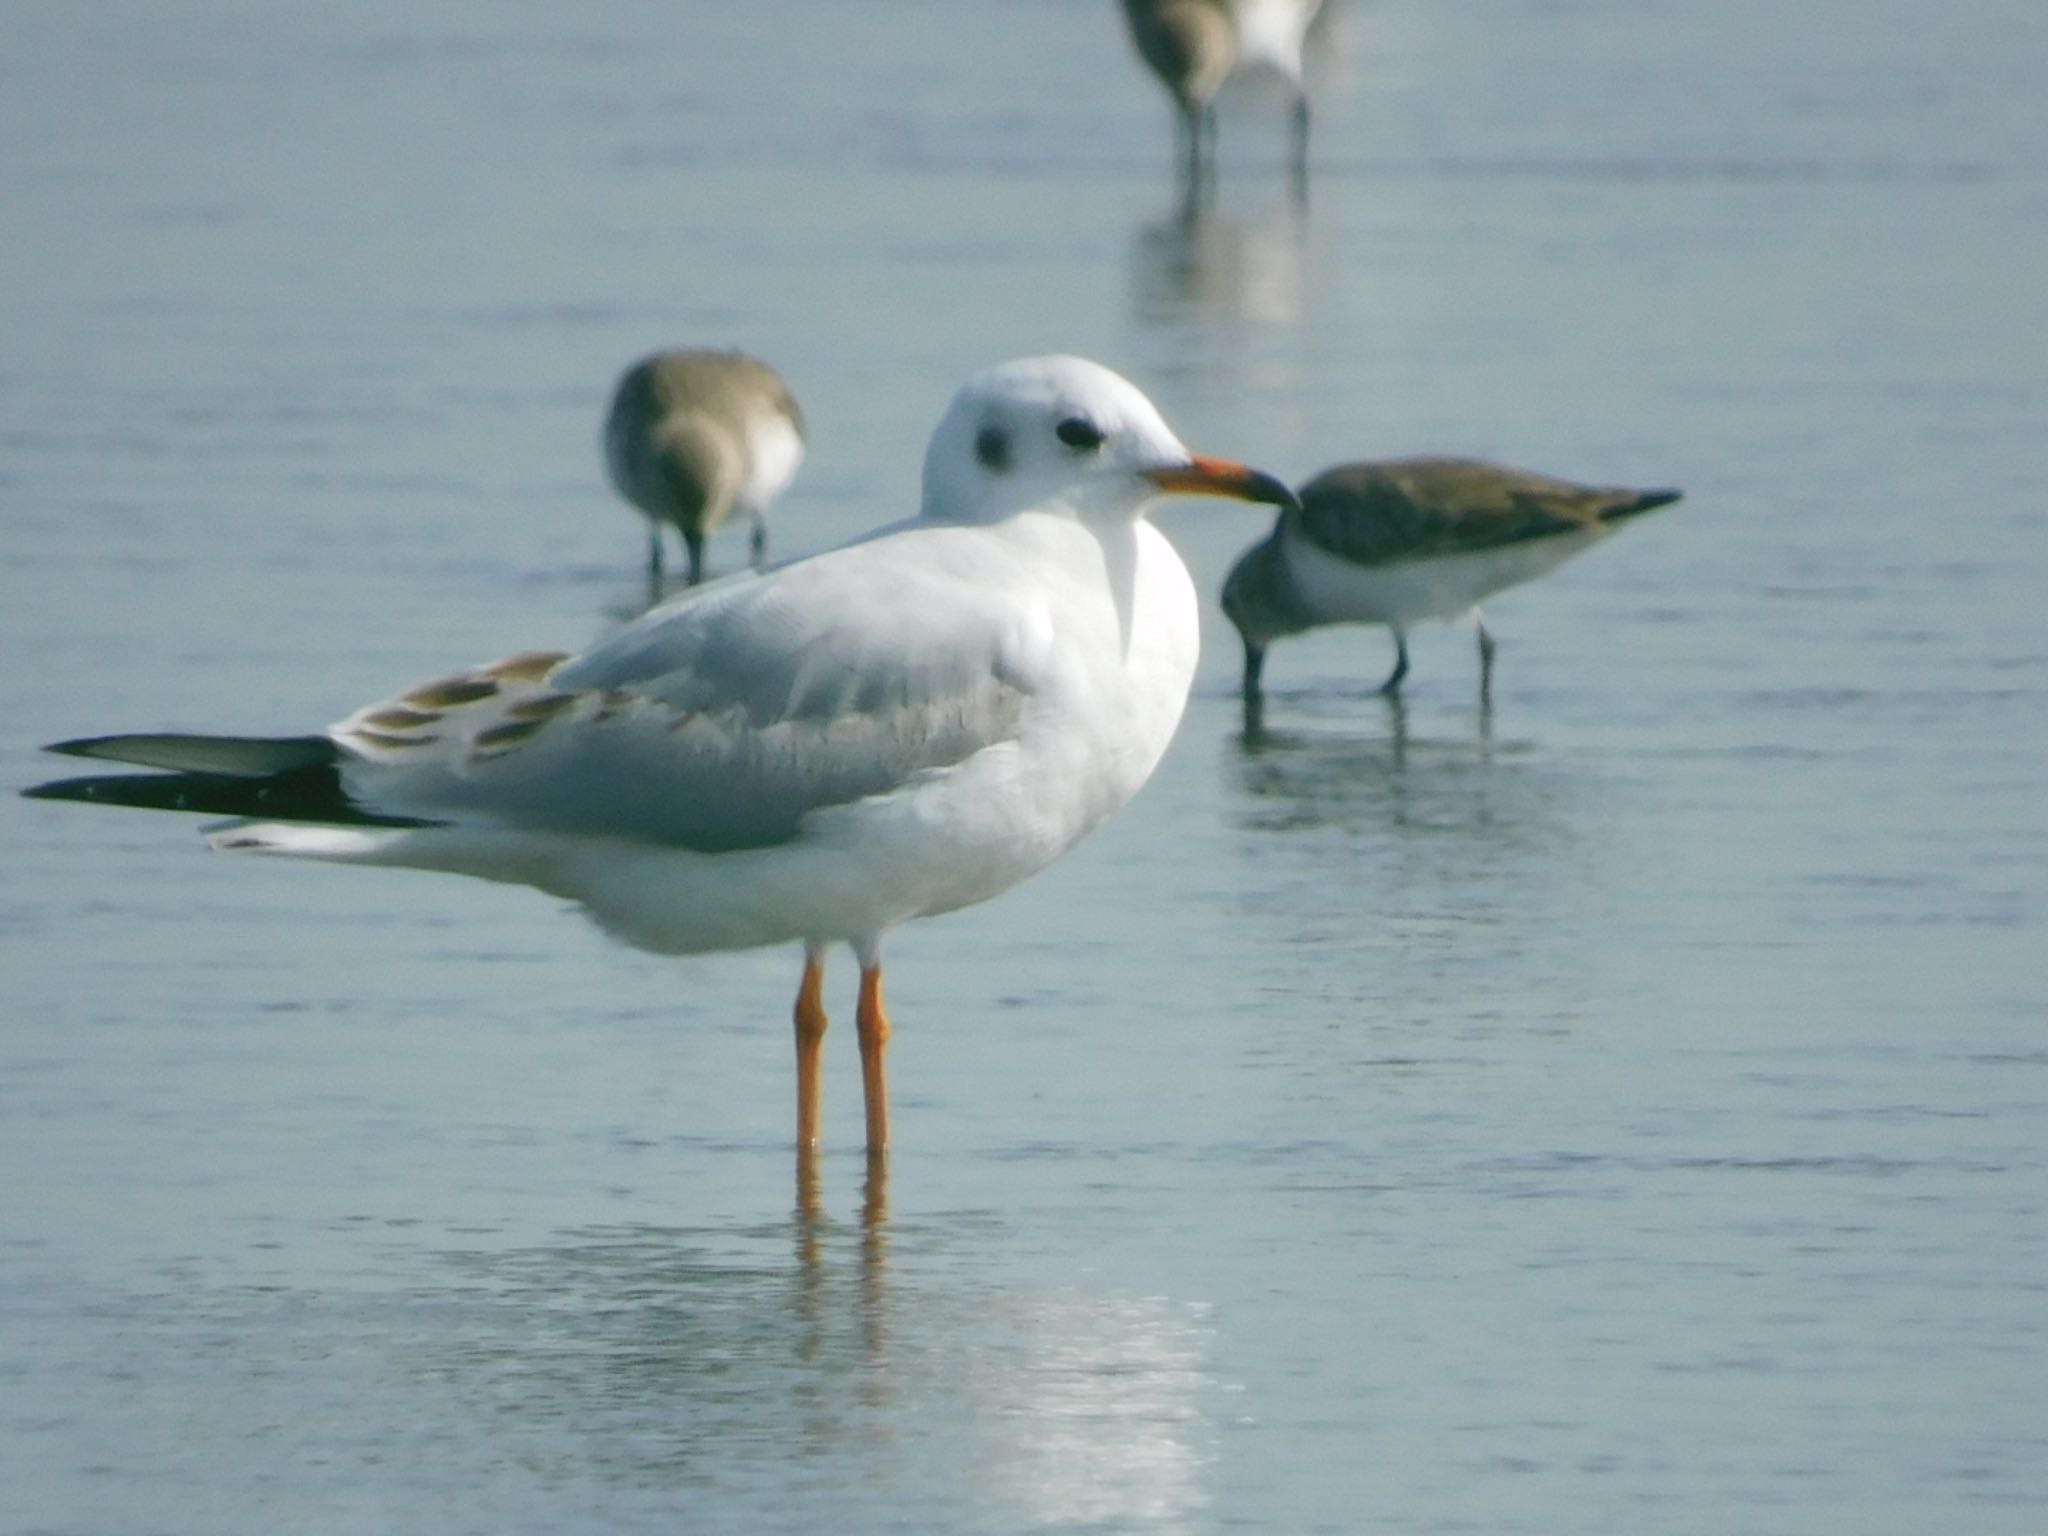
left=27, top=356, right=1294, bottom=1159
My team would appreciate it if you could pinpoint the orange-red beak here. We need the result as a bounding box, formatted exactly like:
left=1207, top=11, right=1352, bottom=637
left=1145, top=455, right=1298, bottom=512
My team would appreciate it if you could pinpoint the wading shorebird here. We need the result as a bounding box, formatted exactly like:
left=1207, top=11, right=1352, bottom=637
left=1223, top=456, right=1682, bottom=711
left=1119, top=0, right=1326, bottom=198
left=28, top=356, right=1295, bottom=1164
left=603, top=347, right=806, bottom=589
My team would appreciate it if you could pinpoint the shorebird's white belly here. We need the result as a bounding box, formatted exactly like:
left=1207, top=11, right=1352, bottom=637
left=1283, top=525, right=1607, bottom=629
left=741, top=412, right=805, bottom=513
left=1231, top=0, right=1319, bottom=78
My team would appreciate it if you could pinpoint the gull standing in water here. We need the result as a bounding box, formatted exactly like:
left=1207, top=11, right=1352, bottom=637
left=27, top=356, right=1294, bottom=1164
left=1223, top=456, right=1682, bottom=714
left=603, top=347, right=806, bottom=591
left=1119, top=0, right=1326, bottom=198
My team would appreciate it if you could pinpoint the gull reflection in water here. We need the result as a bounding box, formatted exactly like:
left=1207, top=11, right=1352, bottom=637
left=1125, top=199, right=1319, bottom=452
left=964, top=1290, right=1216, bottom=1530
left=411, top=1163, right=1216, bottom=1529
left=420, top=1198, right=903, bottom=1487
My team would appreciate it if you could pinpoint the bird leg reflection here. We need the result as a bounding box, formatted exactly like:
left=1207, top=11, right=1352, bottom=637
left=794, top=945, right=829, bottom=1150
left=795, top=1140, right=824, bottom=1226
left=856, top=961, right=892, bottom=1155
left=1290, top=94, right=1311, bottom=204
left=1175, top=107, right=1197, bottom=204
left=1384, top=690, right=1411, bottom=769
left=790, top=1144, right=889, bottom=1239
left=862, top=1150, right=890, bottom=1233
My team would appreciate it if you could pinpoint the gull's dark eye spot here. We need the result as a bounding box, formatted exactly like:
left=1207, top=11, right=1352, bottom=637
left=975, top=424, right=1010, bottom=471
left=1056, top=416, right=1106, bottom=452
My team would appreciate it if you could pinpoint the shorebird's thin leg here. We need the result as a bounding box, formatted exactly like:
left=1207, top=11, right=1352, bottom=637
left=855, top=950, right=892, bottom=1156
left=1175, top=102, right=1204, bottom=204
left=1241, top=639, right=1269, bottom=739
left=750, top=512, right=768, bottom=571
left=646, top=527, right=665, bottom=589
left=1379, top=631, right=1411, bottom=694
left=1477, top=615, right=1497, bottom=705
left=683, top=527, right=707, bottom=587
left=793, top=944, right=829, bottom=1150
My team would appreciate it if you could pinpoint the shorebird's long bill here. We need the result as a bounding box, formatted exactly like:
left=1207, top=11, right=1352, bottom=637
left=1146, top=456, right=1298, bottom=512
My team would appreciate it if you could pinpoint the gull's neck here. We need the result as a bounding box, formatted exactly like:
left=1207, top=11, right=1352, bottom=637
left=1094, top=517, right=1145, bottom=660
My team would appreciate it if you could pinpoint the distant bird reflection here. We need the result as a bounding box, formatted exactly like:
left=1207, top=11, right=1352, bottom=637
left=1241, top=655, right=1501, bottom=745
left=1228, top=709, right=1568, bottom=856
left=1240, top=673, right=1413, bottom=753
left=1130, top=200, right=1311, bottom=328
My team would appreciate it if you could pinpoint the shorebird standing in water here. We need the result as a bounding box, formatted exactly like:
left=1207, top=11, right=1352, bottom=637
left=1119, top=0, right=1326, bottom=201
left=1223, top=457, right=1682, bottom=715
left=603, top=348, right=806, bottom=591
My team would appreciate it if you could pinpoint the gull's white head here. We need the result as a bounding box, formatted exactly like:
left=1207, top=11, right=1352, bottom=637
left=920, top=355, right=1295, bottom=525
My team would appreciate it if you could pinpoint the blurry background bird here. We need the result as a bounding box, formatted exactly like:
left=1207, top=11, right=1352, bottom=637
left=602, top=348, right=807, bottom=595
left=1118, top=0, right=1327, bottom=201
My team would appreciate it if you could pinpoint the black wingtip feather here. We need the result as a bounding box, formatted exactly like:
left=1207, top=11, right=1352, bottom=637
left=41, top=732, right=339, bottom=775
left=22, top=764, right=439, bottom=829
left=44, top=734, right=149, bottom=760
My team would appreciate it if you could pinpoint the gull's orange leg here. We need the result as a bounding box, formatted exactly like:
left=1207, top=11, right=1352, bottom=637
left=793, top=946, right=829, bottom=1150
left=856, top=962, right=892, bottom=1155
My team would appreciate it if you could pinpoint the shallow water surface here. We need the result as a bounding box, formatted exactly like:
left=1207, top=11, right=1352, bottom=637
left=3, top=2, right=2045, bottom=1532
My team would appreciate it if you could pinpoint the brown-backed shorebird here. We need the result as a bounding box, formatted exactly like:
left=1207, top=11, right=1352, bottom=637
left=1223, top=457, right=1682, bottom=710
left=603, top=347, right=806, bottom=589
left=1119, top=0, right=1326, bottom=197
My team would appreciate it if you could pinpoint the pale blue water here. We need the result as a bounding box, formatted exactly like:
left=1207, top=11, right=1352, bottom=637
left=3, top=2, right=2044, bottom=1532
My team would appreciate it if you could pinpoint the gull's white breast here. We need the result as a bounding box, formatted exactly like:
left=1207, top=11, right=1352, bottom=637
left=554, top=514, right=1199, bottom=956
